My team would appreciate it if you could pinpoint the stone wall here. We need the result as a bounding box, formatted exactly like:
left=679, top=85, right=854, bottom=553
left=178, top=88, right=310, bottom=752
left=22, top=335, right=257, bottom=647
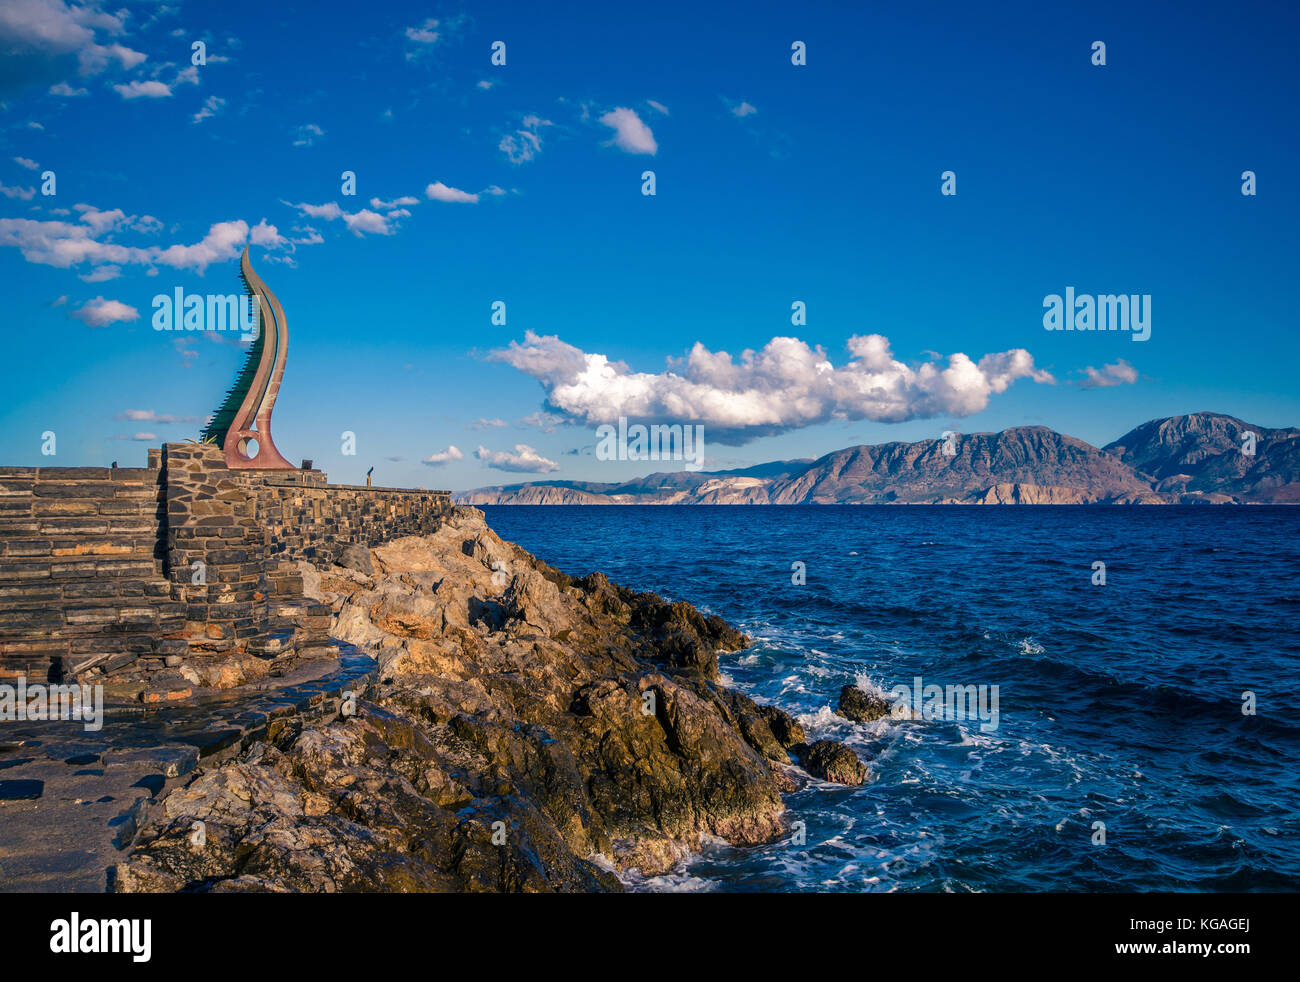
left=0, top=444, right=452, bottom=683
left=0, top=465, right=182, bottom=682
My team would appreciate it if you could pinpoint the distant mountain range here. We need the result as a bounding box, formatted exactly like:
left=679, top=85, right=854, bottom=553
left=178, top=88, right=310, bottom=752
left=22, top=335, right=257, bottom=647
left=457, top=412, right=1300, bottom=505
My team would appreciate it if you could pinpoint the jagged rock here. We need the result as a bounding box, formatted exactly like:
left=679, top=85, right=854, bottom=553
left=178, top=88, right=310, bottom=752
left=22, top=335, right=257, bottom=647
left=116, top=508, right=854, bottom=893
left=796, top=740, right=869, bottom=786
left=339, top=544, right=374, bottom=576
left=836, top=684, right=891, bottom=723
left=757, top=705, right=806, bottom=748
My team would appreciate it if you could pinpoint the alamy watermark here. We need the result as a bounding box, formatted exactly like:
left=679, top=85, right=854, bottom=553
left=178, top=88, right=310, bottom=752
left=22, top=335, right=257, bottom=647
left=0, top=677, right=103, bottom=732
left=595, top=416, right=705, bottom=471
left=888, top=675, right=1000, bottom=732
left=151, top=288, right=262, bottom=341
left=1043, top=288, right=1150, bottom=341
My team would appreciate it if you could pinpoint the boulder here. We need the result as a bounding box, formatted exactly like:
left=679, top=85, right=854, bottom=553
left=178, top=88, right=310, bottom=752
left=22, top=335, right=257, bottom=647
left=836, top=684, right=891, bottom=723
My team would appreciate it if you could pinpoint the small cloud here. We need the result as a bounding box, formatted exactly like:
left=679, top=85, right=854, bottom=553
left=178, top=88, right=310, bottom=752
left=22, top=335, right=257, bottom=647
left=477, top=80, right=494, bottom=90
left=423, top=445, right=464, bottom=466
left=114, top=80, right=173, bottom=100
left=598, top=107, right=657, bottom=154
left=520, top=411, right=564, bottom=433
left=118, top=410, right=203, bottom=424
left=475, top=443, right=560, bottom=473
left=730, top=100, right=757, bottom=117
left=426, top=181, right=478, bottom=203
left=13, top=157, right=38, bottom=170
left=405, top=18, right=442, bottom=46
left=370, top=195, right=419, bottom=209
left=72, top=297, right=139, bottom=327
left=0, top=182, right=35, bottom=200
left=499, top=115, right=552, bottom=164
left=646, top=100, right=669, bottom=115
left=49, top=83, right=89, bottom=97
left=292, top=123, right=324, bottom=147
left=193, top=95, right=225, bottom=124
left=470, top=417, right=508, bottom=430
left=112, top=432, right=159, bottom=442
left=79, top=265, right=121, bottom=283
left=1076, top=359, right=1139, bottom=389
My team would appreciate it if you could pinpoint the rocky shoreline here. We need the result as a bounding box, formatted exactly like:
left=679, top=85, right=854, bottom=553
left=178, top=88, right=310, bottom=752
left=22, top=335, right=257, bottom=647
left=114, top=507, right=867, bottom=892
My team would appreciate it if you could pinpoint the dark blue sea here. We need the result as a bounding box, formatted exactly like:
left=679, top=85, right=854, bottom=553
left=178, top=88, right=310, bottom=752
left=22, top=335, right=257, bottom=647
left=481, top=505, right=1300, bottom=893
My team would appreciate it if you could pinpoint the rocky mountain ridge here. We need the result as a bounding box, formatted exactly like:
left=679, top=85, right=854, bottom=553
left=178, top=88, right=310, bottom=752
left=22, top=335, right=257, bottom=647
left=459, top=412, right=1298, bottom=506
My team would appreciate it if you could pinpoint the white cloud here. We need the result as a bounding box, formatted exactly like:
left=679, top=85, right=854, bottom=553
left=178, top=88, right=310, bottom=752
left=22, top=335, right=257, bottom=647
left=292, top=123, right=323, bottom=147
left=498, top=115, right=551, bottom=164
left=598, top=107, right=657, bottom=154
left=1076, top=359, right=1138, bottom=389
left=370, top=195, right=419, bottom=210
left=0, top=212, right=285, bottom=273
left=0, top=0, right=146, bottom=86
left=477, top=79, right=494, bottom=90
left=470, top=417, right=508, bottom=430
left=78, top=264, right=120, bottom=282
left=404, top=18, right=441, bottom=45
left=0, top=182, right=35, bottom=200
left=192, top=94, right=225, bottom=123
left=520, top=411, right=564, bottom=433
left=118, top=409, right=202, bottom=424
left=113, top=80, right=171, bottom=99
left=731, top=100, right=757, bottom=117
left=285, top=200, right=405, bottom=236
left=13, top=156, right=38, bottom=170
left=646, top=99, right=669, bottom=115
left=475, top=443, right=560, bottom=473
left=491, top=331, right=1055, bottom=445
left=48, top=82, right=88, bottom=96
left=425, top=181, right=478, bottom=203
left=71, top=295, right=138, bottom=327
left=422, top=445, right=464, bottom=466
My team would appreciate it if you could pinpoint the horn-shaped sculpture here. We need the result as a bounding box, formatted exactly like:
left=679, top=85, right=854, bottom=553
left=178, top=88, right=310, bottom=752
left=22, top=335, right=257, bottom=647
left=200, top=246, right=296, bottom=468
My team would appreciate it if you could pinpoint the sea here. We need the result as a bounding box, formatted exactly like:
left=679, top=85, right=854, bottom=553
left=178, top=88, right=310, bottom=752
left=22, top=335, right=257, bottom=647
left=481, top=505, right=1300, bottom=893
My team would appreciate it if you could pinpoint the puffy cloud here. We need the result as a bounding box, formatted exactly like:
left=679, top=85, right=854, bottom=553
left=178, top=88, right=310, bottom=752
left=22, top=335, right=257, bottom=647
left=71, top=295, right=137, bottom=326
left=498, top=115, right=551, bottom=164
left=425, top=181, right=478, bottom=203
left=1076, top=359, right=1138, bottom=389
left=730, top=100, right=757, bottom=117
left=370, top=195, right=418, bottom=210
left=0, top=181, right=35, bottom=200
left=491, top=331, right=1055, bottom=445
left=598, top=107, right=657, bottom=154
left=422, top=445, right=464, bottom=466
left=475, top=443, right=560, bottom=473
left=0, top=212, right=288, bottom=273
left=0, top=0, right=145, bottom=91
left=284, top=200, right=405, bottom=237
left=48, top=82, right=88, bottom=96
left=113, top=79, right=171, bottom=99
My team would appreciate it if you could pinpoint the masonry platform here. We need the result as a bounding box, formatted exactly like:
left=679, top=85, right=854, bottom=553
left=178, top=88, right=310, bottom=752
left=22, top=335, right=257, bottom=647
left=0, top=443, right=452, bottom=690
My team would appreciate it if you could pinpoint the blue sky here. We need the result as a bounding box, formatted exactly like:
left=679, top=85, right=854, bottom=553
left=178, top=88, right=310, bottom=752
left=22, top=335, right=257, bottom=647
left=2, top=0, right=1297, bottom=489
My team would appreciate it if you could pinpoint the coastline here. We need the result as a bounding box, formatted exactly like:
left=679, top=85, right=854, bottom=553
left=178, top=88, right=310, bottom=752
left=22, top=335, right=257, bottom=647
left=109, top=507, right=863, bottom=892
